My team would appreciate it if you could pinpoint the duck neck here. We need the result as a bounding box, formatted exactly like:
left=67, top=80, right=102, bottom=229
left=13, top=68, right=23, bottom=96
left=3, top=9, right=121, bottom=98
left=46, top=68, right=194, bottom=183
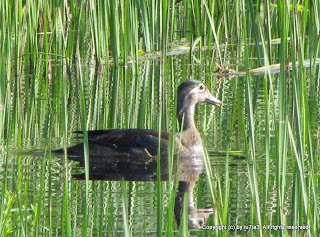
left=177, top=104, right=197, bottom=132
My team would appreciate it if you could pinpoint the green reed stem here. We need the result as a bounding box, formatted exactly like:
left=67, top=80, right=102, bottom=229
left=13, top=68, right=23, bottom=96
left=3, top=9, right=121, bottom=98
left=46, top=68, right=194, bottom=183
left=242, top=0, right=262, bottom=234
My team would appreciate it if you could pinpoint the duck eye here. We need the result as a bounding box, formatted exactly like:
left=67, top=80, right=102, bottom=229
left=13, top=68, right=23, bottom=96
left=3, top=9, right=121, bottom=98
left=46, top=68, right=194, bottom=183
left=199, top=84, right=205, bottom=91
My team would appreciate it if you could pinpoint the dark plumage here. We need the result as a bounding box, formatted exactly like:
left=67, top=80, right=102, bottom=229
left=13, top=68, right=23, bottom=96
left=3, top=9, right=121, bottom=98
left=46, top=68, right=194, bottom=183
left=53, top=80, right=221, bottom=162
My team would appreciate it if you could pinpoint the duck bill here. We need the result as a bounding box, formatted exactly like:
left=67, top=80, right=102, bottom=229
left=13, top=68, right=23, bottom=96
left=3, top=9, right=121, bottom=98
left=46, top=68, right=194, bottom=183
left=205, top=94, right=222, bottom=107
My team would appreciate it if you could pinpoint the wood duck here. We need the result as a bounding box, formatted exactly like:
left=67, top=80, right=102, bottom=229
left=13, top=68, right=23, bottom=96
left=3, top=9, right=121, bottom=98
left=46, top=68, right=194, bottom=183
left=54, top=80, right=221, bottom=161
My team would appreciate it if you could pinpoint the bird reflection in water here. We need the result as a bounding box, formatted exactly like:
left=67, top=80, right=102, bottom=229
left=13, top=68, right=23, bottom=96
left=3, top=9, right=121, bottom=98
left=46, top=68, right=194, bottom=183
left=72, top=154, right=213, bottom=230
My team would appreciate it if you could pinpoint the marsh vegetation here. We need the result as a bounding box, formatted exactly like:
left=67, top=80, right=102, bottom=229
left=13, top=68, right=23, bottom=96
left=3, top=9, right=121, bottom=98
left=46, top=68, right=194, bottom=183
left=0, top=0, right=319, bottom=236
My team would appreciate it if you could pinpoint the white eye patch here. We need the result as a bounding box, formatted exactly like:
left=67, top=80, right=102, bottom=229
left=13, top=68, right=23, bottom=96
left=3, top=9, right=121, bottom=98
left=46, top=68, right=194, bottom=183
left=189, top=85, right=206, bottom=94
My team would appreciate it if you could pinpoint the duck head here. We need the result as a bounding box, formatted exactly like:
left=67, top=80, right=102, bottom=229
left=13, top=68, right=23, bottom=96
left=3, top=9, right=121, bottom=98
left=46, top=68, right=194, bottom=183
left=177, top=80, right=221, bottom=130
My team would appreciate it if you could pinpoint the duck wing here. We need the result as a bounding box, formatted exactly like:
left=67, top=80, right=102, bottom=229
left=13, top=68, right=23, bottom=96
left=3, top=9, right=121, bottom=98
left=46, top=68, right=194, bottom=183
left=75, top=129, right=172, bottom=157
